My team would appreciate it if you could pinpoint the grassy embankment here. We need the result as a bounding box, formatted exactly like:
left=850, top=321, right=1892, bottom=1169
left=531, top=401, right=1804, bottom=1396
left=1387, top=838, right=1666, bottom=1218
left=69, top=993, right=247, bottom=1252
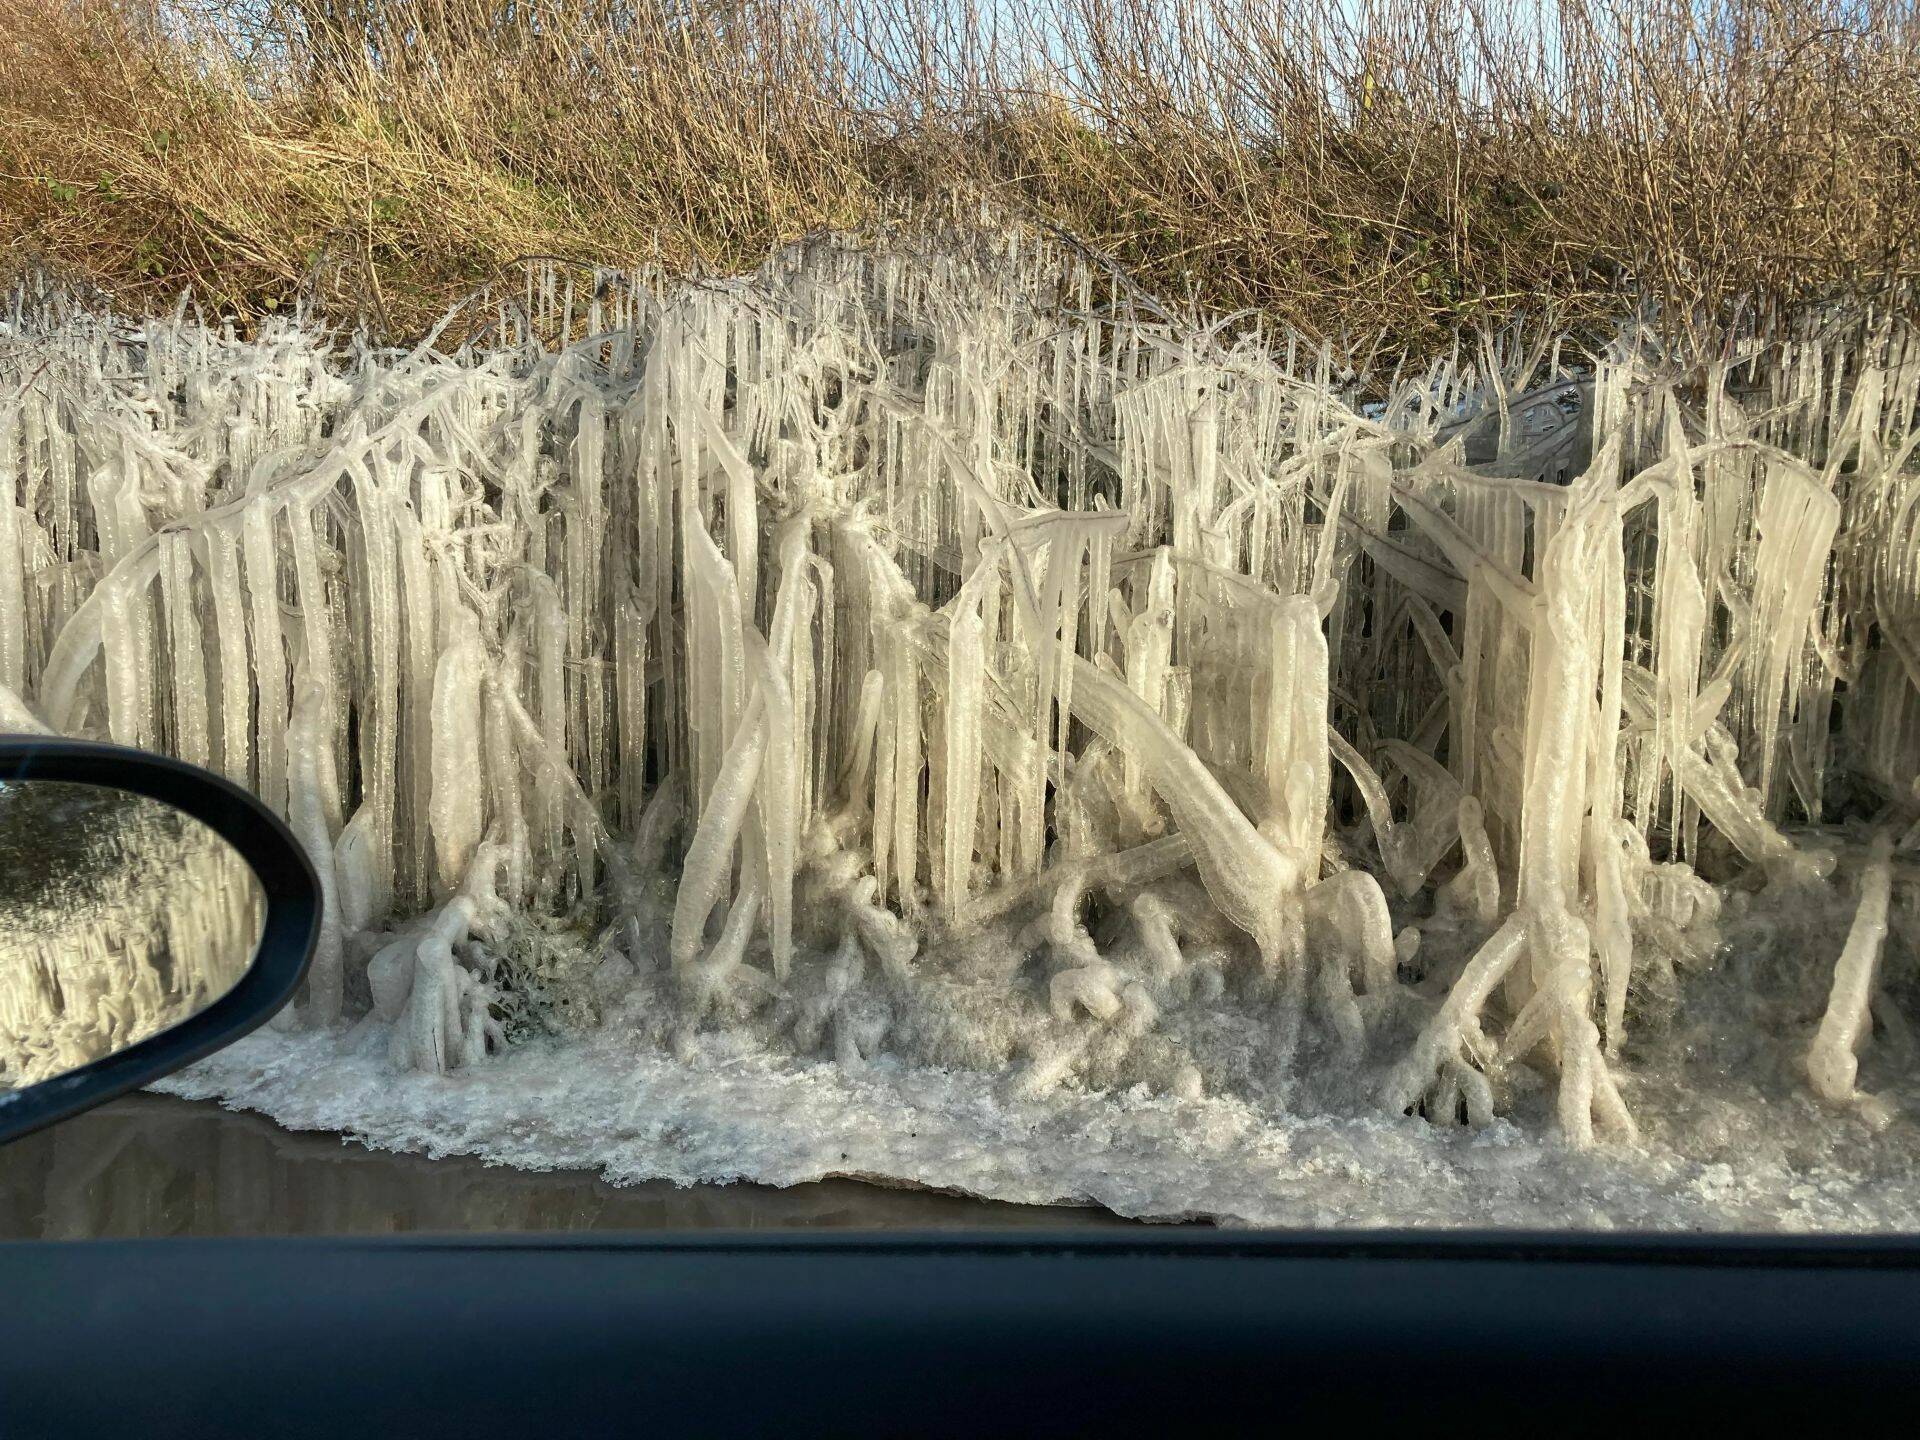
left=3, top=0, right=1917, bottom=345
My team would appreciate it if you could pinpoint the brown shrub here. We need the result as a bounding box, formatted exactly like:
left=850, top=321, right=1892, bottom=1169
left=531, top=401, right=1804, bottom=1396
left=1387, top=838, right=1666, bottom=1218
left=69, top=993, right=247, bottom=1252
left=4, top=0, right=1915, bottom=342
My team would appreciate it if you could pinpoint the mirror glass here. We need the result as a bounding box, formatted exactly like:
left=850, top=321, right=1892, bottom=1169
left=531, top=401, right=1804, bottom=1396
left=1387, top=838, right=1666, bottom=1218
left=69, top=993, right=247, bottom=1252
left=0, top=781, right=264, bottom=1091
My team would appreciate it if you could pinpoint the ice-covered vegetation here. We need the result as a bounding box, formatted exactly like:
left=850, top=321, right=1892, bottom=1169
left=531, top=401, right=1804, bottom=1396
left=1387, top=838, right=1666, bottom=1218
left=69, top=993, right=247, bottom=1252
left=4, top=230, right=1919, bottom=1189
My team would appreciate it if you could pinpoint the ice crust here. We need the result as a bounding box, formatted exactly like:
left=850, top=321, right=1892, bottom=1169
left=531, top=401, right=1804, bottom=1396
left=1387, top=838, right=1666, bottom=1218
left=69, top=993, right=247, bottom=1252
left=9, top=230, right=1920, bottom=1223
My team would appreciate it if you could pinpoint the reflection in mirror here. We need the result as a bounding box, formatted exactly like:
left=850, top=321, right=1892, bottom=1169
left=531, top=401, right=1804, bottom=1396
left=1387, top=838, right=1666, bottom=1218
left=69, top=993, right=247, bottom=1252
left=0, top=781, right=265, bottom=1090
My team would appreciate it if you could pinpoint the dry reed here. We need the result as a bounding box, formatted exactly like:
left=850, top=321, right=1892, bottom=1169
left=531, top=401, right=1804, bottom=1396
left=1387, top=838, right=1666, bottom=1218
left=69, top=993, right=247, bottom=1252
left=3, top=0, right=1916, bottom=341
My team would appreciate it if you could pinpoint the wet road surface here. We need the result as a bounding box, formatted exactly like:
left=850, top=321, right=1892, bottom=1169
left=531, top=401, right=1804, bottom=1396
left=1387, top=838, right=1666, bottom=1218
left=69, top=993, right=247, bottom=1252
left=0, top=1093, right=1144, bottom=1239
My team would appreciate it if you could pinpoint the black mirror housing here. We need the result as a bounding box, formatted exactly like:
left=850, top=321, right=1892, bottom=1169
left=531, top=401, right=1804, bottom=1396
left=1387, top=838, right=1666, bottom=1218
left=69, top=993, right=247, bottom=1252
left=0, top=739, right=318, bottom=1145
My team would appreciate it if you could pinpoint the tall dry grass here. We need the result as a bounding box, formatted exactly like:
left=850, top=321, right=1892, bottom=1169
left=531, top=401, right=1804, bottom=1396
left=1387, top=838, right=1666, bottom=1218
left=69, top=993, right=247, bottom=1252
left=3, top=0, right=1917, bottom=341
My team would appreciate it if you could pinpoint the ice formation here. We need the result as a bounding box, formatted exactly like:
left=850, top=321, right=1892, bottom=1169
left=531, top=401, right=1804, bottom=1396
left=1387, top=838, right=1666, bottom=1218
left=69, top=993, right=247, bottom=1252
left=3, top=230, right=1919, bottom=1173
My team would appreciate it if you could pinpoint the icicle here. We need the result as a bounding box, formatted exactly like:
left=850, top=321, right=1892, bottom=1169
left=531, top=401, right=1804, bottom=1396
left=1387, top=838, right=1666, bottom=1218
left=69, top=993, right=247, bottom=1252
left=1807, top=836, right=1897, bottom=1118
left=241, top=502, right=288, bottom=813
left=429, top=609, right=487, bottom=897
left=287, top=669, right=343, bottom=1022
left=0, top=406, right=21, bottom=695
left=671, top=688, right=769, bottom=972
left=200, top=521, right=252, bottom=788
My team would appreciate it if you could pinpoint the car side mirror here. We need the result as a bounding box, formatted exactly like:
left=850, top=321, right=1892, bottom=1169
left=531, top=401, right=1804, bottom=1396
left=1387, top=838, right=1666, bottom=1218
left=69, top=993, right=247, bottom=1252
left=0, top=739, right=318, bottom=1145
